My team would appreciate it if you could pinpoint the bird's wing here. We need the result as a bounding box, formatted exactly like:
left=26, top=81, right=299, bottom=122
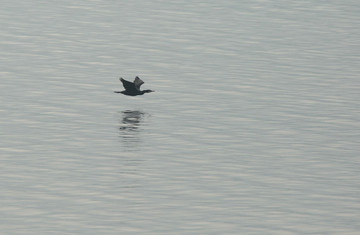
left=134, top=77, right=144, bottom=90
left=120, top=78, right=137, bottom=92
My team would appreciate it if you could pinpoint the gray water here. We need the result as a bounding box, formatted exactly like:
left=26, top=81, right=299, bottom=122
left=1, top=0, right=359, bottom=234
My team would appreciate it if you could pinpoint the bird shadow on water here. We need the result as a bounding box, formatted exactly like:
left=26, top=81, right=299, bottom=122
left=118, top=110, right=148, bottom=152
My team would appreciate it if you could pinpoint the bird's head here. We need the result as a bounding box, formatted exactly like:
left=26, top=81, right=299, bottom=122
left=142, top=89, right=154, bottom=94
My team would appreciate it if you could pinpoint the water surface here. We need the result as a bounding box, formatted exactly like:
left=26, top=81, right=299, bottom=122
left=1, top=0, right=359, bottom=234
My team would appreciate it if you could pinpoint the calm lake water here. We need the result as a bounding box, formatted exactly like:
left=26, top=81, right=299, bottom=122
left=1, top=0, right=359, bottom=234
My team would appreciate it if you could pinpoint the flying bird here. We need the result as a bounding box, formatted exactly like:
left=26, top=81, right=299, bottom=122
left=115, top=76, right=154, bottom=96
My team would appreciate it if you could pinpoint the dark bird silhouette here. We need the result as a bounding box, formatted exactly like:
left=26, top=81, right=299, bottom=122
left=114, top=76, right=154, bottom=96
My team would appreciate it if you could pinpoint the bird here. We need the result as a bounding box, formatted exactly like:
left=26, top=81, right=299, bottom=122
left=114, top=76, right=154, bottom=96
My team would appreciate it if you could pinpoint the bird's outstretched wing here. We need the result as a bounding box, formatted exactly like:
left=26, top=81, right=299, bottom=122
left=120, top=78, right=137, bottom=92
left=134, top=76, right=144, bottom=90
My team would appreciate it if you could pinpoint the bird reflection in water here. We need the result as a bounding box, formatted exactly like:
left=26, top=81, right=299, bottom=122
left=119, top=110, right=147, bottom=151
